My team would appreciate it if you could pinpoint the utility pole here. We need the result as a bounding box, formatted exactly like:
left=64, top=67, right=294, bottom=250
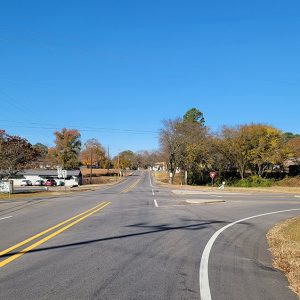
left=107, top=145, right=110, bottom=175
left=89, top=148, right=93, bottom=184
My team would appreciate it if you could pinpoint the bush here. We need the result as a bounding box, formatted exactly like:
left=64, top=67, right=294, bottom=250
left=233, top=176, right=274, bottom=187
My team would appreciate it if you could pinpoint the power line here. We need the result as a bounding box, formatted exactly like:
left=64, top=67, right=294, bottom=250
left=0, top=90, right=38, bottom=117
left=0, top=119, right=159, bottom=135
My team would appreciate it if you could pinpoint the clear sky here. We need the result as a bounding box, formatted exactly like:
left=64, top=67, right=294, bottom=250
left=1, top=0, right=299, bottom=156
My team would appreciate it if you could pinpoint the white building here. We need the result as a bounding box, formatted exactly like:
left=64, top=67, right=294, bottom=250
left=11, top=169, right=82, bottom=187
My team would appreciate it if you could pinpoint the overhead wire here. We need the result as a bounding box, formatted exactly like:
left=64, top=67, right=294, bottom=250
left=0, top=119, right=159, bottom=135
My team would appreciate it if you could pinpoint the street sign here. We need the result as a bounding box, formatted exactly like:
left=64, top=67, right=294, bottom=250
left=0, top=180, right=13, bottom=194
left=209, top=171, right=217, bottom=179
left=57, top=167, right=67, bottom=179
left=209, top=171, right=217, bottom=186
left=57, top=167, right=63, bottom=178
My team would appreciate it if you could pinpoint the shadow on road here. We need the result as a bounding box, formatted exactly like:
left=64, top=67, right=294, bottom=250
left=0, top=219, right=251, bottom=258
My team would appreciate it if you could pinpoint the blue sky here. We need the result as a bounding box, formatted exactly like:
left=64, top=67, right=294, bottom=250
left=0, top=0, right=299, bottom=156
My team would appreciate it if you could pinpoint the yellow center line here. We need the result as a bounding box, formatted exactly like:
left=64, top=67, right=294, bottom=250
left=0, top=202, right=111, bottom=268
left=0, top=202, right=108, bottom=258
left=121, top=178, right=141, bottom=193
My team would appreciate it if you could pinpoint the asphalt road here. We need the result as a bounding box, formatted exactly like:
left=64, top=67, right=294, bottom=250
left=0, top=171, right=299, bottom=300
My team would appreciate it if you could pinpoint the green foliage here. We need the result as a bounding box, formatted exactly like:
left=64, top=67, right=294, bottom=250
left=54, top=128, right=81, bottom=169
left=113, top=150, right=135, bottom=170
left=284, top=132, right=300, bottom=141
left=183, top=108, right=205, bottom=125
left=159, top=108, right=209, bottom=184
left=233, top=176, right=274, bottom=187
left=220, top=124, right=287, bottom=179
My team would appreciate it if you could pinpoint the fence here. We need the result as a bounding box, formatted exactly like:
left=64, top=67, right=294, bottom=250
left=82, top=176, right=120, bottom=185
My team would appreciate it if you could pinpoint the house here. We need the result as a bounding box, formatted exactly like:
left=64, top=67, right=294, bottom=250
left=151, top=162, right=167, bottom=171
left=11, top=169, right=82, bottom=187
left=284, top=158, right=300, bottom=176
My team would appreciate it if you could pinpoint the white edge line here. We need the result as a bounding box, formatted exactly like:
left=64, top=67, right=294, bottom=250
left=294, top=195, right=300, bottom=198
left=199, top=208, right=300, bottom=300
left=154, top=199, right=158, bottom=207
left=0, top=216, right=13, bottom=221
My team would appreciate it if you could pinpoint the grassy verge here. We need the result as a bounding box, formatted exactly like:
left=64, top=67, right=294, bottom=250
left=153, top=172, right=300, bottom=193
left=267, top=216, right=300, bottom=298
left=0, top=191, right=57, bottom=200
left=0, top=177, right=123, bottom=200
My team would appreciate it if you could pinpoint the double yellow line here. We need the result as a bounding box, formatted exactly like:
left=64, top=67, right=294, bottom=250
left=0, top=201, right=111, bottom=268
left=121, top=178, right=142, bottom=193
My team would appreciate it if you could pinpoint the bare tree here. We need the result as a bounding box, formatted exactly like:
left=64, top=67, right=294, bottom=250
left=159, top=118, right=184, bottom=183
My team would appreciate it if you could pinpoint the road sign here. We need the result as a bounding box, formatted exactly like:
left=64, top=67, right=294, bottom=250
left=209, top=171, right=217, bottom=179
left=57, top=168, right=67, bottom=179
left=209, top=171, right=217, bottom=186
left=0, top=180, right=13, bottom=193
left=57, top=167, right=62, bottom=178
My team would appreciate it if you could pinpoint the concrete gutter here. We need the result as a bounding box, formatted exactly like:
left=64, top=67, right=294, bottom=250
left=183, top=199, right=226, bottom=205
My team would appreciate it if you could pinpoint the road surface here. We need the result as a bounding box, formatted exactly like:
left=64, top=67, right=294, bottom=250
left=0, top=171, right=299, bottom=299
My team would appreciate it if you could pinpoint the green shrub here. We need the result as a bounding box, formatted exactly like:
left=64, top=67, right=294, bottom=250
left=233, top=176, right=274, bottom=187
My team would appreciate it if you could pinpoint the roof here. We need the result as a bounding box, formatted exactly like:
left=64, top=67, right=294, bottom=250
left=22, top=169, right=81, bottom=176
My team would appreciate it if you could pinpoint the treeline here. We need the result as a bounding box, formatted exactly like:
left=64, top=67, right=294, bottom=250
left=1, top=108, right=300, bottom=185
left=159, top=108, right=300, bottom=185
left=0, top=128, right=159, bottom=178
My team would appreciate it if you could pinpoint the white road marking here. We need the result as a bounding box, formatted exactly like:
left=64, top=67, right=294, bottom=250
left=149, top=172, right=154, bottom=188
left=295, top=195, right=300, bottom=198
left=154, top=199, right=158, bottom=207
left=0, top=216, right=13, bottom=221
left=152, top=189, right=155, bottom=196
left=199, top=208, right=300, bottom=300
left=185, top=199, right=225, bottom=205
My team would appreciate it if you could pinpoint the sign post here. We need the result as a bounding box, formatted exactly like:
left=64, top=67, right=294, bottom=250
left=169, top=172, right=173, bottom=184
left=209, top=171, right=217, bottom=186
left=57, top=168, right=67, bottom=192
left=62, top=170, right=67, bottom=193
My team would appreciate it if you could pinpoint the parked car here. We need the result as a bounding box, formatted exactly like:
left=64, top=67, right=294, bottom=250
left=34, top=180, right=45, bottom=186
left=57, top=180, right=65, bottom=186
left=45, top=179, right=57, bottom=186
left=20, top=180, right=32, bottom=186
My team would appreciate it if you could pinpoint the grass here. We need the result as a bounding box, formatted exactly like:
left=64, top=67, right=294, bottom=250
left=153, top=171, right=182, bottom=185
left=0, top=177, right=123, bottom=200
left=0, top=191, right=58, bottom=200
left=267, top=216, right=300, bottom=299
left=153, top=171, right=300, bottom=193
left=276, top=177, right=300, bottom=187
